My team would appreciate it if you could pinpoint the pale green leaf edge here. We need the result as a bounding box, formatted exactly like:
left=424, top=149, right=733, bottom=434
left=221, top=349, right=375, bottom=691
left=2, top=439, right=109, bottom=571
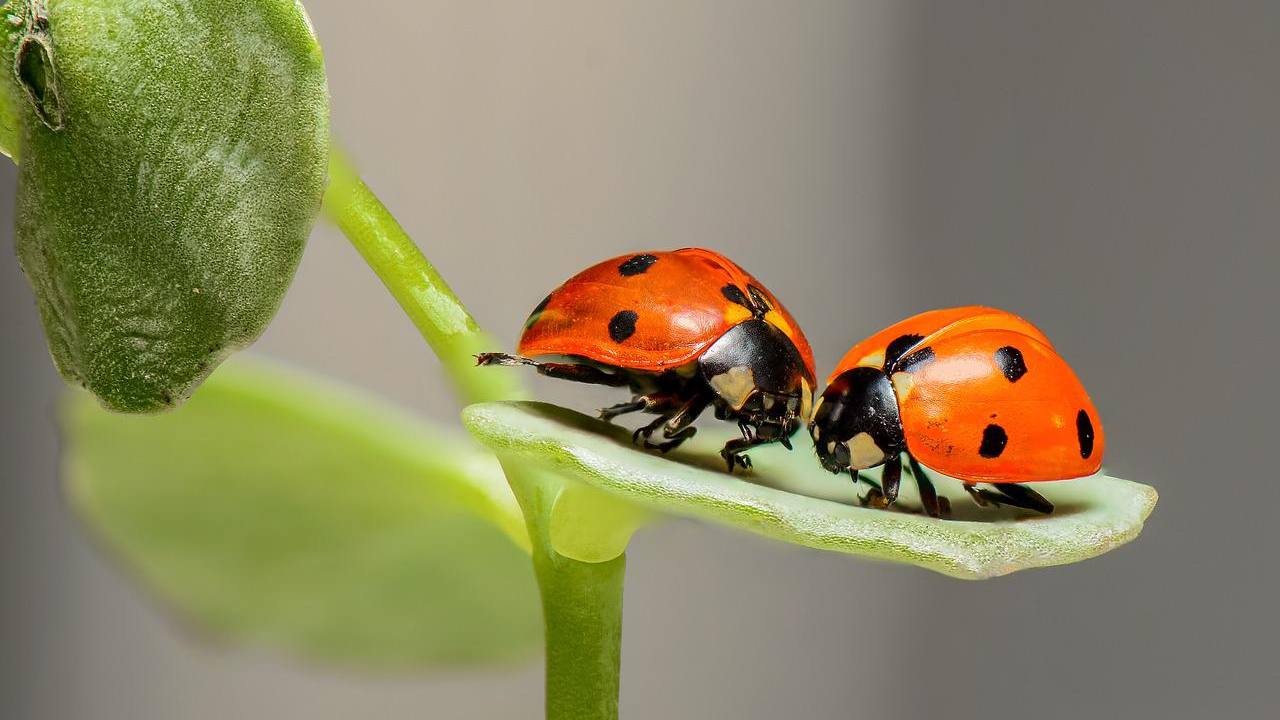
left=0, top=79, right=18, bottom=161
left=67, top=359, right=532, bottom=554
left=462, top=401, right=1158, bottom=580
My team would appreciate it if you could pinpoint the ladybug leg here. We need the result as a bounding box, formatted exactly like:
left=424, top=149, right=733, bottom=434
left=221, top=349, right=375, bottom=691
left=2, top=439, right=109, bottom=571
left=718, top=437, right=757, bottom=472
left=601, top=392, right=685, bottom=422
left=963, top=484, right=1006, bottom=508
left=653, top=394, right=711, bottom=452
left=475, top=353, right=629, bottom=387
left=599, top=398, right=650, bottom=422
left=904, top=454, right=944, bottom=519
left=964, top=484, right=992, bottom=506
left=962, top=483, right=1053, bottom=514
left=869, top=456, right=902, bottom=509
left=988, top=484, right=1054, bottom=515
left=632, top=415, right=670, bottom=445
left=653, top=426, right=698, bottom=453
left=720, top=419, right=776, bottom=471
left=632, top=393, right=710, bottom=453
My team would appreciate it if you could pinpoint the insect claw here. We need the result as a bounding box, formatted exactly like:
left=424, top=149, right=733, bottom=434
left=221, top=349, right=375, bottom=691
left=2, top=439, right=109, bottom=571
left=474, top=352, right=533, bottom=367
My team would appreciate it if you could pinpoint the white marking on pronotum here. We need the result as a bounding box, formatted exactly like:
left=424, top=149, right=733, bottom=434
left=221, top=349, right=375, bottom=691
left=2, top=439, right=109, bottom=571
left=849, top=432, right=886, bottom=469
left=709, top=366, right=756, bottom=410
left=891, top=371, right=915, bottom=403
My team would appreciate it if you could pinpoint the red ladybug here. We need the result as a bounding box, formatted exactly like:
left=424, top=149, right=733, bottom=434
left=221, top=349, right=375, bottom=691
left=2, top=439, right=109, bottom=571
left=809, top=306, right=1104, bottom=517
left=478, top=248, right=816, bottom=470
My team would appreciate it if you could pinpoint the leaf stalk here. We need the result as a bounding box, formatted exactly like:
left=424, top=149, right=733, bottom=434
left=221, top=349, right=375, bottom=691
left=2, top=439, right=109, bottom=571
left=324, top=150, right=624, bottom=720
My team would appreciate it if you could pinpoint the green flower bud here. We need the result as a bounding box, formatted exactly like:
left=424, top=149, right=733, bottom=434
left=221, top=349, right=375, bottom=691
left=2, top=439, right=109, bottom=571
left=4, top=0, right=329, bottom=412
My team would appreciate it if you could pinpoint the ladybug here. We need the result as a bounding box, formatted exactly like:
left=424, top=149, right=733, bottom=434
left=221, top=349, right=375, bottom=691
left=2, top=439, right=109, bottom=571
left=809, top=306, right=1104, bottom=517
left=477, top=248, right=816, bottom=470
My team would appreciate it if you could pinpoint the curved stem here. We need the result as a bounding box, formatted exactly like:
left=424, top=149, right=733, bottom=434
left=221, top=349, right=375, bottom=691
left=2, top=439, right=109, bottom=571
left=504, top=462, right=625, bottom=720
left=323, top=150, right=623, bottom=719
left=323, top=151, right=525, bottom=406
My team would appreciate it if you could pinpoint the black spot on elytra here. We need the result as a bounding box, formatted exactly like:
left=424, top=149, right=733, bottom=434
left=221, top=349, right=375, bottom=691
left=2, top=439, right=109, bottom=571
left=897, top=346, right=936, bottom=373
left=524, top=293, right=552, bottom=329
left=979, top=424, right=1008, bottom=458
left=994, top=345, right=1028, bottom=382
left=885, top=334, right=925, bottom=370
left=608, top=310, right=639, bottom=343
left=721, top=284, right=751, bottom=308
left=618, top=254, right=658, bottom=276
left=1076, top=410, right=1095, bottom=459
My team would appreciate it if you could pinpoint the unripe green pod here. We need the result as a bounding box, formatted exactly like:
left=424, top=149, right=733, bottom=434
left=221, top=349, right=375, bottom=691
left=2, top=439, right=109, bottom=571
left=3, top=0, right=329, bottom=412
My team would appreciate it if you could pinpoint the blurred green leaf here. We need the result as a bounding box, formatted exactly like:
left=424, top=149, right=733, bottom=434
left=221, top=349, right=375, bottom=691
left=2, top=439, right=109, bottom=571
left=463, top=402, right=1157, bottom=580
left=65, top=360, right=541, bottom=669
left=8, top=0, right=329, bottom=412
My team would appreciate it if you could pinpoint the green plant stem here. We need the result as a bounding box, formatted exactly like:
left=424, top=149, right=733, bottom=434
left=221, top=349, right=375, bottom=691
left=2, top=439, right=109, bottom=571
left=323, top=151, right=525, bottom=406
left=323, top=150, right=625, bottom=719
left=504, top=463, right=625, bottom=720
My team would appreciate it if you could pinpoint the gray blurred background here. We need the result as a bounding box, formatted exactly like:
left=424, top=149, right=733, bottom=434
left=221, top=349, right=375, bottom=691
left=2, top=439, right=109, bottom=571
left=2, top=1, right=1277, bottom=718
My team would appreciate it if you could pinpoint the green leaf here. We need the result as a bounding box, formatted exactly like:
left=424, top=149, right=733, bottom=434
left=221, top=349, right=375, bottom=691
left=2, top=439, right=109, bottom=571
left=8, top=0, right=330, bottom=412
left=0, top=71, right=18, bottom=161
left=549, top=482, right=654, bottom=564
left=463, top=401, right=1158, bottom=580
left=65, top=360, right=542, bottom=669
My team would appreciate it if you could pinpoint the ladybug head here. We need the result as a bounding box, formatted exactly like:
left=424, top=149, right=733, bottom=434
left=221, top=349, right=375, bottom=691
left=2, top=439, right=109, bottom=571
left=698, top=319, right=814, bottom=443
left=810, top=367, right=906, bottom=474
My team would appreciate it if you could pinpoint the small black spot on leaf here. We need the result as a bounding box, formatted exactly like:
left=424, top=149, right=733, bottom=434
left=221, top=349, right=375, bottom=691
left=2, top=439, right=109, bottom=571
left=1077, top=410, right=1095, bottom=459
left=721, top=284, right=751, bottom=308
left=979, top=424, right=1008, bottom=458
left=608, top=310, right=639, bottom=343
left=885, top=334, right=925, bottom=370
left=618, top=254, right=659, bottom=276
left=994, top=345, right=1028, bottom=382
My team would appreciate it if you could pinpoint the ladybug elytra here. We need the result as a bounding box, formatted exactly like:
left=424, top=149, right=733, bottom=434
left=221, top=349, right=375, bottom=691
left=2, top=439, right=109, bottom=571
left=478, top=248, right=815, bottom=470
left=810, top=306, right=1105, bottom=517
